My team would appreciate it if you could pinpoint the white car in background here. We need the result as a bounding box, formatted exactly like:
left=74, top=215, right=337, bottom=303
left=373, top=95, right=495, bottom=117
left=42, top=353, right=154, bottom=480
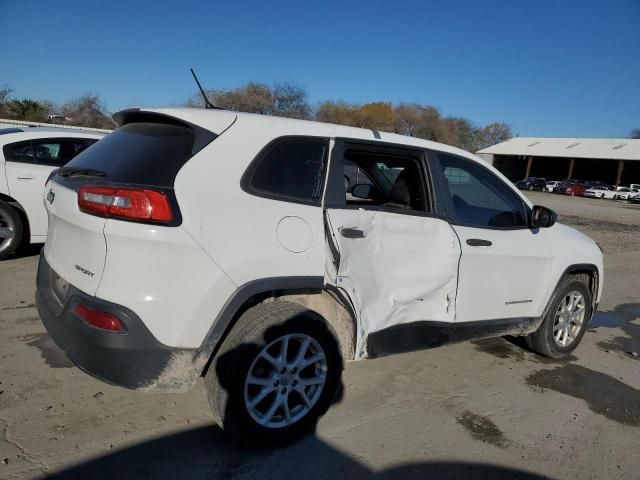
left=545, top=180, right=560, bottom=192
left=0, top=127, right=104, bottom=259
left=583, top=186, right=619, bottom=199
left=615, top=187, right=640, bottom=200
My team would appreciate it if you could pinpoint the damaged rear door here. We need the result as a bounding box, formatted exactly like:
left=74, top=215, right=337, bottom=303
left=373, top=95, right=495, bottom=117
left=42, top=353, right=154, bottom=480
left=324, top=140, right=461, bottom=358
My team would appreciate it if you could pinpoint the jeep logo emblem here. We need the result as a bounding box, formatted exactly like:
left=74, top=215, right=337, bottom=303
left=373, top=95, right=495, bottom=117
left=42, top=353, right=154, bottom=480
left=47, top=190, right=55, bottom=204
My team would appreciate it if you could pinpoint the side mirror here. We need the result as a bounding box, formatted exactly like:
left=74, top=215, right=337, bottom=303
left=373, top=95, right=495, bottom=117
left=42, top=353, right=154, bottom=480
left=531, top=205, right=557, bottom=228
left=351, top=184, right=375, bottom=200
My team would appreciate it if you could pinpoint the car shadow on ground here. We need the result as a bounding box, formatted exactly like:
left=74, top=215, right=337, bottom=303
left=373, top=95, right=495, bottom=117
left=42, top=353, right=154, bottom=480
left=47, top=336, right=552, bottom=480
left=46, top=424, right=551, bottom=480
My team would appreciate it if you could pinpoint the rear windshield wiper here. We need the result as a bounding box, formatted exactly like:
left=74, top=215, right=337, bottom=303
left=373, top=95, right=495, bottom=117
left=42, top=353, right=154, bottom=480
left=57, top=167, right=107, bottom=178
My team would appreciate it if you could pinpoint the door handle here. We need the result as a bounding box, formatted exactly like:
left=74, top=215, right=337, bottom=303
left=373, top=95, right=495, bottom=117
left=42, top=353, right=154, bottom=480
left=16, top=175, right=35, bottom=180
left=466, top=238, right=492, bottom=247
left=341, top=227, right=366, bottom=239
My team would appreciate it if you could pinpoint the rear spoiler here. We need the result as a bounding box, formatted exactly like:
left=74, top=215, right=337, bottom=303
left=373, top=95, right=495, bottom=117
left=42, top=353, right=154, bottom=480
left=112, top=109, right=218, bottom=155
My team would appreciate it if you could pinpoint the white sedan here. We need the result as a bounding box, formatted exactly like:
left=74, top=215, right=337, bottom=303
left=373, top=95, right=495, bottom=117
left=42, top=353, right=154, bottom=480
left=545, top=180, right=561, bottom=192
left=583, top=186, right=618, bottom=199
left=615, top=187, right=640, bottom=200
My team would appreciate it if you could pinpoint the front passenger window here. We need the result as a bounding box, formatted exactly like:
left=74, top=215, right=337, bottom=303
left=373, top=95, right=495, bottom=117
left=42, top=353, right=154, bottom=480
left=438, top=154, right=527, bottom=228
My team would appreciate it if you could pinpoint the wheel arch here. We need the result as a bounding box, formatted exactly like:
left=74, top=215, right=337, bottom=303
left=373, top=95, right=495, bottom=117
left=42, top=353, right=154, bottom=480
left=199, top=277, right=357, bottom=377
left=548, top=264, right=600, bottom=316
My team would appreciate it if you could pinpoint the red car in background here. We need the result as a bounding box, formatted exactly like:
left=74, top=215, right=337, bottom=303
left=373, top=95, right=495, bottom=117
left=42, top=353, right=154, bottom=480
left=565, top=183, right=586, bottom=196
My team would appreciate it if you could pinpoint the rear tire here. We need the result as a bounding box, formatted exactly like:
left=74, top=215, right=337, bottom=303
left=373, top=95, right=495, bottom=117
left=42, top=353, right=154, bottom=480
left=0, top=200, right=23, bottom=261
left=526, top=276, right=592, bottom=359
left=204, top=301, right=342, bottom=447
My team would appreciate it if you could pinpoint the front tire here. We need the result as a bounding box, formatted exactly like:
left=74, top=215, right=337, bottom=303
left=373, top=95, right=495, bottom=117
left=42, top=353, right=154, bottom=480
left=0, top=200, right=24, bottom=261
left=204, top=301, right=342, bottom=446
left=526, top=276, right=592, bottom=359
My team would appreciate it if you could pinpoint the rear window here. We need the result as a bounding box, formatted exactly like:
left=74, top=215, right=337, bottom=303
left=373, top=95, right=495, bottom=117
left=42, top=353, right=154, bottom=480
left=65, top=123, right=199, bottom=187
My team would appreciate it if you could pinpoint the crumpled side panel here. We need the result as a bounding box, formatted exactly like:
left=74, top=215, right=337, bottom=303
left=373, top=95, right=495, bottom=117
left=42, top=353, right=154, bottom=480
left=326, top=209, right=461, bottom=358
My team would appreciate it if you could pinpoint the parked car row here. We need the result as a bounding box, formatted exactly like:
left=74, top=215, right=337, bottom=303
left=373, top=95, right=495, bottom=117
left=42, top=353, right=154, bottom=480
left=515, top=177, right=640, bottom=200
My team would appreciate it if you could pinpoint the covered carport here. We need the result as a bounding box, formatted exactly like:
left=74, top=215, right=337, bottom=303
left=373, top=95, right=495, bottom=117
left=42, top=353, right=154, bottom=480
left=477, top=137, right=640, bottom=186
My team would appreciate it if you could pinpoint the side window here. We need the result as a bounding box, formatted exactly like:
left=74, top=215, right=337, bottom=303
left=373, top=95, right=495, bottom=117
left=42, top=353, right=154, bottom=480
left=3, top=141, right=35, bottom=163
left=245, top=137, right=328, bottom=204
left=438, top=153, right=527, bottom=228
left=33, top=138, right=96, bottom=167
left=342, top=148, right=428, bottom=213
left=3, top=138, right=96, bottom=167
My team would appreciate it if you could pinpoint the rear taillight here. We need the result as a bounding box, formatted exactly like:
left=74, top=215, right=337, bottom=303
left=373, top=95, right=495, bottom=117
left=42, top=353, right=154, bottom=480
left=74, top=304, right=122, bottom=332
left=78, top=186, right=173, bottom=223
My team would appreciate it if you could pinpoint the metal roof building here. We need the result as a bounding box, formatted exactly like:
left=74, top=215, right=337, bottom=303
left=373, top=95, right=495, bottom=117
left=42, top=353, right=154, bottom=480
left=477, top=137, right=640, bottom=186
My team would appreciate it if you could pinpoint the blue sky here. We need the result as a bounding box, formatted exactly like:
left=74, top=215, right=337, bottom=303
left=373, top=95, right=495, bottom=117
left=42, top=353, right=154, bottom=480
left=1, top=0, right=638, bottom=137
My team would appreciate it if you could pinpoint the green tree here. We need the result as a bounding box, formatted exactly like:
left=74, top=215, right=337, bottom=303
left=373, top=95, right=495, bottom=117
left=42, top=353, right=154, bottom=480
left=8, top=98, right=46, bottom=120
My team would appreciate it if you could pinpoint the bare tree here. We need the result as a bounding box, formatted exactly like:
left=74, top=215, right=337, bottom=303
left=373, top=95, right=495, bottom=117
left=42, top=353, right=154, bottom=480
left=273, top=82, right=311, bottom=119
left=443, top=117, right=479, bottom=151
left=630, top=128, right=640, bottom=139
left=0, top=86, right=12, bottom=117
left=62, top=94, right=116, bottom=129
left=477, top=122, right=513, bottom=149
left=187, top=82, right=311, bottom=119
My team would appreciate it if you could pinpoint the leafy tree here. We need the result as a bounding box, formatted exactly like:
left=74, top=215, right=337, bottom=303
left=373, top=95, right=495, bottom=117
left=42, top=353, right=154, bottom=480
left=630, top=128, right=640, bottom=139
left=315, top=100, right=357, bottom=126
left=8, top=99, right=46, bottom=121
left=352, top=102, right=395, bottom=131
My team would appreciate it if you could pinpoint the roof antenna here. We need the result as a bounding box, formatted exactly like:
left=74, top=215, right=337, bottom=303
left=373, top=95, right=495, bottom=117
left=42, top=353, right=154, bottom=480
left=190, top=68, right=221, bottom=110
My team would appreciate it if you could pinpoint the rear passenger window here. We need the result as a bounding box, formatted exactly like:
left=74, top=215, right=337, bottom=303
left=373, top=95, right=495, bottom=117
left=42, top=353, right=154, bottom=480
left=33, top=139, right=96, bottom=167
left=3, top=138, right=97, bottom=167
left=245, top=137, right=328, bottom=205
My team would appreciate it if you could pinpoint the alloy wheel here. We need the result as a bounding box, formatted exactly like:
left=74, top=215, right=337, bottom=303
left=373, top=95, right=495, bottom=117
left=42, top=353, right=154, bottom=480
left=0, top=210, right=16, bottom=256
left=244, top=333, right=327, bottom=429
left=553, top=291, right=586, bottom=348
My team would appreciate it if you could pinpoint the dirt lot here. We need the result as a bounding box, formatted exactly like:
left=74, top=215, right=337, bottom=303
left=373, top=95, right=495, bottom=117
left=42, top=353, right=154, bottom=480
left=1, top=193, right=639, bottom=480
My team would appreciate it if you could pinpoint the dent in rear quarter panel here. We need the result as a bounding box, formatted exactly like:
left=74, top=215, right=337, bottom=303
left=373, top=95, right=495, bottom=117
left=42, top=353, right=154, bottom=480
left=543, top=222, right=604, bottom=304
left=96, top=219, right=237, bottom=348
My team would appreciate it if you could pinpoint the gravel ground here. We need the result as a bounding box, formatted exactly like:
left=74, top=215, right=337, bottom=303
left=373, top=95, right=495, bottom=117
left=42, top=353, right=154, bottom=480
left=0, top=193, right=638, bottom=480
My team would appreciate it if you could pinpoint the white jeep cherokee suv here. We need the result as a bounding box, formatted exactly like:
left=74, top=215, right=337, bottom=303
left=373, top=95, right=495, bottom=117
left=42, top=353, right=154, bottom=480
left=0, top=127, right=103, bottom=259
left=36, top=108, right=603, bottom=445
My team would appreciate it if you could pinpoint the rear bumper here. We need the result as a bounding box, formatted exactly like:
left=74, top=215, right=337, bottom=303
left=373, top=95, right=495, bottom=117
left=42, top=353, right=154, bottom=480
left=35, top=254, right=202, bottom=391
